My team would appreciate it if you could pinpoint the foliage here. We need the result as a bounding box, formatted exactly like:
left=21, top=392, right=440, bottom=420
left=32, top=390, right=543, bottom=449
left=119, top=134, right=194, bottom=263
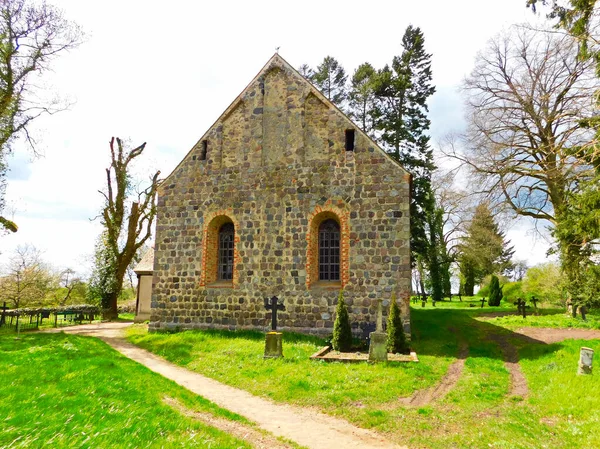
left=501, top=281, right=525, bottom=303
left=348, top=62, right=377, bottom=135
left=387, top=294, right=409, bottom=354
left=0, top=332, right=252, bottom=448
left=0, top=0, right=81, bottom=232
left=374, top=25, right=436, bottom=268
left=332, top=290, right=352, bottom=351
left=487, top=275, right=503, bottom=306
left=309, top=56, right=348, bottom=107
left=521, top=262, right=565, bottom=305
left=94, top=137, right=160, bottom=318
left=458, top=204, right=514, bottom=295
left=0, top=245, right=53, bottom=308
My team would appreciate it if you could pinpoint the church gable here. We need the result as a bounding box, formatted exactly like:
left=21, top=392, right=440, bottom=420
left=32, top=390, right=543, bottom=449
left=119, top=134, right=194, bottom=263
left=161, top=54, right=408, bottom=191
left=151, top=54, right=412, bottom=338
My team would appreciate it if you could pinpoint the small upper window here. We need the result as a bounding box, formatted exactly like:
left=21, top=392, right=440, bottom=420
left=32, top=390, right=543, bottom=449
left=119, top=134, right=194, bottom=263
left=345, top=129, right=355, bottom=151
left=199, top=140, right=208, bottom=161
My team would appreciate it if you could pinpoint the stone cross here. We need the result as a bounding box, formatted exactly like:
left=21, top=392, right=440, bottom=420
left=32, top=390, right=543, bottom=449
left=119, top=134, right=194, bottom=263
left=264, top=296, right=285, bottom=331
left=0, top=301, right=6, bottom=326
left=376, top=298, right=384, bottom=332
left=480, top=297, right=486, bottom=308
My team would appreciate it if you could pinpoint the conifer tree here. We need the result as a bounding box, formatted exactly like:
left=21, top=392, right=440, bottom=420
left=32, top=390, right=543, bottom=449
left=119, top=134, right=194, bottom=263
left=458, top=204, right=514, bottom=296
left=373, top=25, right=436, bottom=265
left=488, top=275, right=503, bottom=306
left=310, top=56, right=348, bottom=108
left=387, top=294, right=409, bottom=354
left=348, top=62, right=378, bottom=136
left=332, top=290, right=352, bottom=352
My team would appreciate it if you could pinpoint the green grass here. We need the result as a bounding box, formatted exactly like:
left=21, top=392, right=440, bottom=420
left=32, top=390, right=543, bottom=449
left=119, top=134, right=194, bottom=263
left=481, top=308, right=600, bottom=330
left=118, top=312, right=136, bottom=321
left=0, top=332, right=255, bottom=449
left=127, top=305, right=600, bottom=449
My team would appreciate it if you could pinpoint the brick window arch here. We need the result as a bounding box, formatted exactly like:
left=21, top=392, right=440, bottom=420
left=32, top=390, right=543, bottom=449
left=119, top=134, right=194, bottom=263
left=307, top=206, right=350, bottom=288
left=200, top=212, right=239, bottom=287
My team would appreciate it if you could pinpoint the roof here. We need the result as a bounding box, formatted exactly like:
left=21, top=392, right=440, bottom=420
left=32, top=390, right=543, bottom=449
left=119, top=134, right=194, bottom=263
left=161, top=53, right=410, bottom=186
left=133, top=248, right=154, bottom=275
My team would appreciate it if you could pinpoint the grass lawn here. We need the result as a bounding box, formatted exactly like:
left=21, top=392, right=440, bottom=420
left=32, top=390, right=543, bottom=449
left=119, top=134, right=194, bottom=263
left=0, top=332, right=256, bottom=449
left=127, top=305, right=600, bottom=449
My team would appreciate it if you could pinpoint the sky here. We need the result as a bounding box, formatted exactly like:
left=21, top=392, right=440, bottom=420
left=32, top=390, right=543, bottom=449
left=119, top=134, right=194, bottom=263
left=0, top=0, right=556, bottom=275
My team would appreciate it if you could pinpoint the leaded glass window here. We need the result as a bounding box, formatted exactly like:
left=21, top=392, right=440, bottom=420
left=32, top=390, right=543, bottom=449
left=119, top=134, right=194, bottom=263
left=318, top=219, right=340, bottom=281
left=218, top=222, right=234, bottom=281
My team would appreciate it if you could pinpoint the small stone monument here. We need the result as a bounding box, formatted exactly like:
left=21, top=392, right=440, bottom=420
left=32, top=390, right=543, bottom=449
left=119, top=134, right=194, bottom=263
left=368, top=299, right=388, bottom=362
left=264, top=296, right=285, bottom=359
left=578, top=347, right=594, bottom=375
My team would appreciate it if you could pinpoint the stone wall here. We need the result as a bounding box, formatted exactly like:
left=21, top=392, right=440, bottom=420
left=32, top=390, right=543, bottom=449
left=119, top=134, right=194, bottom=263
left=150, top=55, right=411, bottom=338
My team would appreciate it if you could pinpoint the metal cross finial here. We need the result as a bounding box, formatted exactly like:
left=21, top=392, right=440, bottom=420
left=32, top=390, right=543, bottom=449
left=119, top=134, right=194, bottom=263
left=264, top=296, right=285, bottom=331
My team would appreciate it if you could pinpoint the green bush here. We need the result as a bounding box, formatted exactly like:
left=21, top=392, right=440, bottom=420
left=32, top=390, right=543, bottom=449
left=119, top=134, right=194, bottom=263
left=522, top=262, right=564, bottom=305
left=332, top=290, right=352, bottom=352
left=488, top=275, right=503, bottom=306
left=502, top=281, right=524, bottom=302
left=387, top=294, right=409, bottom=354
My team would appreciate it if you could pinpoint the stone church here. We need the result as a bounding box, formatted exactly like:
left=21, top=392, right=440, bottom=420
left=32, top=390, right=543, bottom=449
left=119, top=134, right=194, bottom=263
left=149, top=54, right=411, bottom=337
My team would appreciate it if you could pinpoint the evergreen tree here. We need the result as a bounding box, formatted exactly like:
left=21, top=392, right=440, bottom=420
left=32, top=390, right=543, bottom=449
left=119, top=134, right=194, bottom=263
left=332, top=290, right=352, bottom=352
left=458, top=204, right=514, bottom=296
left=348, top=62, right=378, bottom=136
left=310, top=56, right=348, bottom=108
left=297, top=63, right=314, bottom=80
left=373, top=25, right=436, bottom=266
left=488, top=275, right=503, bottom=306
left=387, top=294, right=409, bottom=354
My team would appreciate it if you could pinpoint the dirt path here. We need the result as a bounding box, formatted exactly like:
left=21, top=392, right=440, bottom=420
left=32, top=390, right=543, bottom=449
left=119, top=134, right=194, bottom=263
left=399, top=330, right=468, bottom=407
left=515, top=327, right=600, bottom=344
left=46, top=323, right=406, bottom=449
left=163, top=396, right=294, bottom=449
left=488, top=334, right=528, bottom=398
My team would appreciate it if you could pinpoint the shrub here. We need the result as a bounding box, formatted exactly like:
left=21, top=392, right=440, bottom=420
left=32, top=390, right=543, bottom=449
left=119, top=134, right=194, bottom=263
left=502, top=281, right=524, bottom=302
left=522, top=262, right=564, bottom=305
left=387, top=294, right=409, bottom=354
left=332, top=290, right=352, bottom=352
left=488, top=275, right=503, bottom=306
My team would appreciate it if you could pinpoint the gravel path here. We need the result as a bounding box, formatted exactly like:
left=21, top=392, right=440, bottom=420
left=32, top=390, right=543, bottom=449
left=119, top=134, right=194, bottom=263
left=47, top=323, right=406, bottom=449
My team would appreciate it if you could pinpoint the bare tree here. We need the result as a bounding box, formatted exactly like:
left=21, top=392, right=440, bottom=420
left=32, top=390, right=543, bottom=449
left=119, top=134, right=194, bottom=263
left=51, top=268, right=84, bottom=306
left=96, top=137, right=160, bottom=318
left=0, top=244, right=52, bottom=308
left=445, top=26, right=597, bottom=225
left=0, top=0, right=81, bottom=232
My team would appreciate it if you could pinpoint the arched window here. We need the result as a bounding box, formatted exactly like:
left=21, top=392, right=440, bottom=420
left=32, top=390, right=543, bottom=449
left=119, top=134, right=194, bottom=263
left=218, top=222, right=234, bottom=281
left=319, top=219, right=340, bottom=281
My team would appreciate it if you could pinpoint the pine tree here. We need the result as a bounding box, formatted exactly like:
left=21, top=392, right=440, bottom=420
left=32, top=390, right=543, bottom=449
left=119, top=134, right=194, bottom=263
left=458, top=204, right=514, bottom=296
left=387, top=294, right=409, bottom=354
left=310, top=56, right=348, bottom=108
left=332, top=290, right=352, bottom=352
left=373, top=25, right=436, bottom=266
left=348, top=62, right=377, bottom=136
left=488, top=275, right=503, bottom=306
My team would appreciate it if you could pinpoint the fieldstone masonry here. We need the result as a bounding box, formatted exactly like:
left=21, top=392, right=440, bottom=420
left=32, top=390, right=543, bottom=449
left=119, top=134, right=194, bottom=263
left=150, top=54, right=412, bottom=337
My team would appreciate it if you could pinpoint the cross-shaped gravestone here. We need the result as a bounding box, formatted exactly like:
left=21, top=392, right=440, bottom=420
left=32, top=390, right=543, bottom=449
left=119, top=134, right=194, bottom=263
left=480, top=297, right=486, bottom=308
left=264, top=296, right=285, bottom=331
left=531, top=296, right=539, bottom=313
left=0, top=302, right=6, bottom=326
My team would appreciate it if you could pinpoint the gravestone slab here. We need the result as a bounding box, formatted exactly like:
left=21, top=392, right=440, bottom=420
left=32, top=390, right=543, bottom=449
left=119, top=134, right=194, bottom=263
left=264, top=332, right=283, bottom=358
